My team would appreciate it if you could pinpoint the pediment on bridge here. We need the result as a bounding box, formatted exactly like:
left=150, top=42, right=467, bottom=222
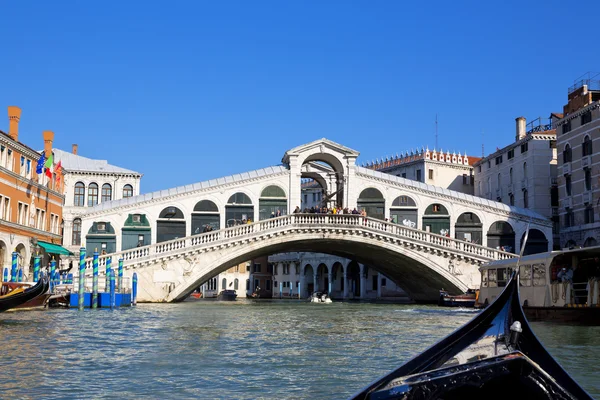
left=282, top=138, right=360, bottom=165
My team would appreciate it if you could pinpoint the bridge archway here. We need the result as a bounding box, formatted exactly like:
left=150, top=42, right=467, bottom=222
left=122, top=213, right=151, bottom=250
left=192, top=200, right=220, bottom=234
left=317, top=263, right=328, bottom=293
left=423, top=204, right=450, bottom=235
left=331, top=261, right=344, bottom=295
left=584, top=237, right=598, bottom=248
left=358, top=188, right=385, bottom=220
left=259, top=185, right=287, bottom=220
left=520, top=229, right=548, bottom=255
left=226, top=192, right=253, bottom=226
left=347, top=261, right=361, bottom=297
left=487, top=221, right=515, bottom=252
left=455, top=212, right=482, bottom=245
left=86, top=221, right=117, bottom=255
left=390, top=195, right=417, bottom=226
left=304, top=263, right=315, bottom=295
left=157, top=206, right=186, bottom=243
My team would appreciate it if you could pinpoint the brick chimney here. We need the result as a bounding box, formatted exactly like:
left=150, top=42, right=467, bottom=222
left=515, top=117, right=526, bottom=141
left=72, top=144, right=78, bottom=155
left=7, top=106, right=21, bottom=141
left=43, top=130, right=54, bottom=159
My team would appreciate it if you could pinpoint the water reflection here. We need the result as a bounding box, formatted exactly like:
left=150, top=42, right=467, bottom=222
left=0, top=301, right=597, bottom=399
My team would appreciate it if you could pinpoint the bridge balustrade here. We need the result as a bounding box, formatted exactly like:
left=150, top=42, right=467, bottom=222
left=83, top=214, right=515, bottom=274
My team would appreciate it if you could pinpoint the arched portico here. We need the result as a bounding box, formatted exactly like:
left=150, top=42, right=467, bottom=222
left=520, top=229, right=548, bottom=255
left=455, top=212, right=483, bottom=245
left=358, top=188, right=385, bottom=220
left=487, top=221, right=515, bottom=252
left=423, top=204, right=450, bottom=235
left=192, top=200, right=220, bottom=234
left=157, top=206, right=186, bottom=243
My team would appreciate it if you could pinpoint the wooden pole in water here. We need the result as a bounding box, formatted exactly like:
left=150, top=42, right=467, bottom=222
left=78, top=247, right=86, bottom=311
left=132, top=272, right=138, bottom=306
left=105, top=257, right=112, bottom=292
left=92, top=249, right=99, bottom=309
left=33, top=255, right=40, bottom=282
left=3, top=267, right=8, bottom=282
left=110, top=270, right=116, bottom=310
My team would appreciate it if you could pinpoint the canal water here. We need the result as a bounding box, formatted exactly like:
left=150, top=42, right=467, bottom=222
left=0, top=300, right=598, bottom=399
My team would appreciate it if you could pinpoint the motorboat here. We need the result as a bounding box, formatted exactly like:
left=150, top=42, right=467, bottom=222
left=0, top=278, right=50, bottom=312
left=217, top=290, right=237, bottom=301
left=349, top=256, right=593, bottom=399
left=438, top=288, right=477, bottom=307
left=477, top=245, right=600, bottom=324
left=310, top=292, right=332, bottom=303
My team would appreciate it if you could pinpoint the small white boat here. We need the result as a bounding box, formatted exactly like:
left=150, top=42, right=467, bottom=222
left=310, top=291, right=332, bottom=303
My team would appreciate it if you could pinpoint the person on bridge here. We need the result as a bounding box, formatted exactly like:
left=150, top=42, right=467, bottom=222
left=293, top=206, right=301, bottom=214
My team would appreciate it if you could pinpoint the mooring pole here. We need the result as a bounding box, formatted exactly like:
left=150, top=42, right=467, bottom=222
left=11, top=251, right=18, bottom=282
left=33, top=256, right=41, bottom=282
left=118, top=258, right=123, bottom=293
left=109, top=270, right=116, bottom=310
left=105, top=256, right=112, bottom=292
left=92, top=249, right=99, bottom=309
left=50, top=258, right=57, bottom=291
left=132, top=272, right=138, bottom=306
left=78, top=247, right=86, bottom=311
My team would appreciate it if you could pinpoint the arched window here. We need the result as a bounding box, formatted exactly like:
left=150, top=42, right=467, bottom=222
left=74, top=182, right=85, bottom=207
left=234, top=278, right=239, bottom=290
left=101, top=183, right=112, bottom=202
left=582, top=136, right=592, bottom=156
left=563, top=144, right=572, bottom=163
left=509, top=168, right=513, bottom=184
left=88, top=183, right=98, bottom=207
left=523, top=189, right=528, bottom=208
left=72, top=218, right=82, bottom=245
left=222, top=278, right=227, bottom=290
left=123, top=184, right=133, bottom=198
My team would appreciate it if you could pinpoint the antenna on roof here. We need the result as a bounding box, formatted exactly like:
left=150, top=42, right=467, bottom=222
left=435, top=114, right=438, bottom=150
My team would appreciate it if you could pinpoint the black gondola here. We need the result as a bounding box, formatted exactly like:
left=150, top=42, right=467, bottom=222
left=0, top=277, right=50, bottom=313
left=349, top=268, right=593, bottom=399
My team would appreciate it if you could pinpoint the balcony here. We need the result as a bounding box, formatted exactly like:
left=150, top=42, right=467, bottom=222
left=562, top=163, right=571, bottom=175
left=563, top=197, right=572, bottom=209
left=582, top=155, right=591, bottom=168
left=520, top=179, right=528, bottom=190
left=583, top=191, right=592, bottom=204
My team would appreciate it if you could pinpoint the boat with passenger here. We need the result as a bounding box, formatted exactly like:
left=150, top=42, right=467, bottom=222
left=438, top=288, right=477, bottom=307
left=310, top=291, right=332, bottom=303
left=476, top=246, right=600, bottom=324
left=217, top=290, right=237, bottom=301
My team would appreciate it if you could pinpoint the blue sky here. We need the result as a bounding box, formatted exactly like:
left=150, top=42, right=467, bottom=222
left=2, top=1, right=599, bottom=193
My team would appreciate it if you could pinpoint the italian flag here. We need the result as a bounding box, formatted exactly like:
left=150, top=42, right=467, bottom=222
left=44, top=152, right=53, bottom=178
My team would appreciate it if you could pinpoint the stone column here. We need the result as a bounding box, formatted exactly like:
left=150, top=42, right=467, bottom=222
left=359, top=264, right=367, bottom=299
left=343, top=272, right=348, bottom=299
left=377, top=273, right=382, bottom=299
left=328, top=271, right=333, bottom=295
left=313, top=273, right=318, bottom=293
left=288, top=155, right=301, bottom=214
left=300, top=271, right=306, bottom=298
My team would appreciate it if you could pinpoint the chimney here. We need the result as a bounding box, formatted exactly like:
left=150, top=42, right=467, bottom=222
left=515, top=117, right=526, bottom=141
left=43, top=130, right=54, bottom=159
left=72, top=144, right=78, bottom=155
left=7, top=106, right=21, bottom=141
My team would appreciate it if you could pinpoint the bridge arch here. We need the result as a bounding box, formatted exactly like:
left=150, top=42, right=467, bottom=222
left=157, top=206, right=186, bottom=243
left=347, top=260, right=361, bottom=297
left=423, top=203, right=450, bottom=236
left=390, top=195, right=418, bottom=227
left=259, top=185, right=287, bottom=220
left=358, top=188, right=385, bottom=220
left=454, top=212, right=483, bottom=245
left=192, top=200, right=220, bottom=234
left=487, top=221, right=515, bottom=252
left=303, top=263, right=315, bottom=296
left=520, top=229, right=548, bottom=255
left=331, top=261, right=344, bottom=295
left=225, top=192, right=254, bottom=226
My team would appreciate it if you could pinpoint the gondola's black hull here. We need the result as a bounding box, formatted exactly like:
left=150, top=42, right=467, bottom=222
left=0, top=278, right=50, bottom=313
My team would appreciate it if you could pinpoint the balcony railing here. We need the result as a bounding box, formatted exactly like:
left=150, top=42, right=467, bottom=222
left=526, top=117, right=553, bottom=134
left=568, top=72, right=600, bottom=94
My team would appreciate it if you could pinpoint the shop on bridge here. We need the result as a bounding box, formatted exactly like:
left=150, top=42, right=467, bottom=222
left=192, top=200, right=220, bottom=234
left=454, top=212, right=483, bottom=245
left=226, top=192, right=254, bottom=227
left=86, top=222, right=117, bottom=255
left=121, top=214, right=151, bottom=250
left=389, top=195, right=418, bottom=226
left=157, top=207, right=186, bottom=243
left=422, top=204, right=450, bottom=235
left=259, top=185, right=287, bottom=220
left=357, top=188, right=385, bottom=220
left=486, top=221, right=515, bottom=253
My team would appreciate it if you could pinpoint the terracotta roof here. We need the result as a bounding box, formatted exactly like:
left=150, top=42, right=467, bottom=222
left=550, top=112, right=564, bottom=119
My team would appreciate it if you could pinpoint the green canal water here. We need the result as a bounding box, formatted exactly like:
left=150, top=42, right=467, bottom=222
left=0, top=300, right=598, bottom=399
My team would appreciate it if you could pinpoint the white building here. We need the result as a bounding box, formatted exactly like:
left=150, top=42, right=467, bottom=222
left=474, top=116, right=559, bottom=252
left=57, top=144, right=142, bottom=266
left=555, top=75, right=600, bottom=248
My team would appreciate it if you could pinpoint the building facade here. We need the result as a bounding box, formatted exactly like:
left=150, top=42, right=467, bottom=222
left=555, top=75, right=600, bottom=248
left=58, top=145, right=142, bottom=266
left=474, top=116, right=559, bottom=251
left=0, top=106, right=65, bottom=279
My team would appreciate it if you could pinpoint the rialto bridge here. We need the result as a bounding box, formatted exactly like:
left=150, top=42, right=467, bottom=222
left=74, top=139, right=552, bottom=302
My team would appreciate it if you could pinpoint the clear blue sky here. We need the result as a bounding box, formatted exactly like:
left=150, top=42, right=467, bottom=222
left=2, top=1, right=599, bottom=193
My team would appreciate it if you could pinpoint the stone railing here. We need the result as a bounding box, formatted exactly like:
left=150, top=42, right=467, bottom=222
left=83, top=214, right=516, bottom=274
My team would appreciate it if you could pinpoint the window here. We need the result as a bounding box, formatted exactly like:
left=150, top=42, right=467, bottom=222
left=303, top=194, right=307, bottom=204
left=267, top=264, right=273, bottom=274
left=312, top=193, right=316, bottom=202
left=372, top=275, right=378, bottom=290
left=73, top=182, right=85, bottom=206
left=428, top=169, right=433, bottom=180
left=97, top=222, right=106, bottom=231
left=266, top=280, right=271, bottom=291
left=133, top=214, right=141, bottom=223
left=564, top=209, right=574, bottom=228
left=497, top=268, right=507, bottom=287
left=234, top=279, right=239, bottom=290
left=246, top=279, right=250, bottom=290
left=416, top=169, right=422, bottom=182
left=549, top=140, right=556, bottom=149
left=401, top=173, right=406, bottom=178
left=36, top=209, right=46, bottom=230
left=123, top=184, right=134, bottom=198
left=523, top=189, right=528, bottom=209
left=585, top=168, right=592, bottom=191
left=0, top=196, right=10, bottom=220
left=487, top=269, right=497, bottom=288
left=523, top=162, right=527, bottom=179
left=520, top=142, right=528, bottom=153
left=565, top=175, right=572, bottom=196
left=507, top=149, right=514, bottom=159
left=532, top=264, right=545, bottom=286
left=72, top=218, right=82, bottom=245
left=50, top=214, right=59, bottom=234
left=253, top=263, right=261, bottom=273
left=381, top=278, right=387, bottom=287
left=582, top=136, right=593, bottom=156
left=584, top=207, right=594, bottom=224
left=562, top=120, right=571, bottom=134
left=101, top=183, right=112, bottom=202
left=20, top=156, right=25, bottom=176
left=497, top=173, right=501, bottom=187
left=487, top=160, right=491, bottom=168
left=88, top=183, right=99, bottom=206
left=520, top=266, right=532, bottom=286
left=563, top=144, right=572, bottom=163
left=581, top=111, right=592, bottom=126
left=17, top=202, right=29, bottom=225
left=495, top=155, right=502, bottom=165
left=509, top=193, right=514, bottom=206
left=509, top=168, right=513, bottom=184
left=478, top=165, right=482, bottom=173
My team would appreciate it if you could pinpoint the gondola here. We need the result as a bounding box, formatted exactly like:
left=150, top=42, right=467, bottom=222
left=349, top=229, right=593, bottom=400
left=0, top=277, right=50, bottom=313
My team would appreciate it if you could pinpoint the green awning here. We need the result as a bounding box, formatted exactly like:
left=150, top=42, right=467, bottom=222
left=37, top=241, right=73, bottom=256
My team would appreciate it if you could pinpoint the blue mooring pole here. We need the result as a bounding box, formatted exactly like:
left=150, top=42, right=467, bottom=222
left=105, top=257, right=112, bottom=292
left=33, top=256, right=41, bottom=282
left=3, top=268, right=8, bottom=282
left=50, top=258, right=56, bottom=291
left=109, top=270, right=116, bottom=310
left=132, top=272, right=138, bottom=306
left=78, top=247, right=86, bottom=311
left=17, top=268, right=23, bottom=282
left=92, top=250, right=99, bottom=309
left=11, top=252, right=18, bottom=282
left=118, top=258, right=123, bottom=293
